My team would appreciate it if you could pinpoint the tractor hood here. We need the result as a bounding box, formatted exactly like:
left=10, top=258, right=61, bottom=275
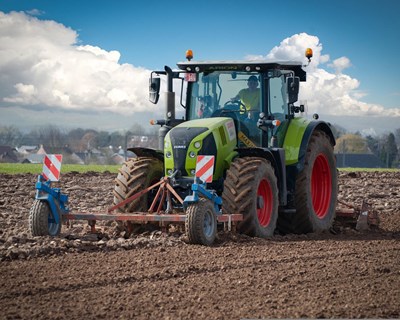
left=164, top=117, right=237, bottom=180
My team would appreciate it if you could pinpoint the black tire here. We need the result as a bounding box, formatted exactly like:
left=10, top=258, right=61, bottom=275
left=185, top=197, right=217, bottom=246
left=222, top=157, right=279, bottom=238
left=113, top=157, right=163, bottom=212
left=281, top=130, right=337, bottom=234
left=29, top=200, right=61, bottom=236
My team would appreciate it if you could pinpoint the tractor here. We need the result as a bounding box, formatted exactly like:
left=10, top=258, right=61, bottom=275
left=112, top=48, right=338, bottom=245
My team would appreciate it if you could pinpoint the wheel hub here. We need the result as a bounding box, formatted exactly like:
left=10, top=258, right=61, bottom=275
left=257, top=196, right=264, bottom=209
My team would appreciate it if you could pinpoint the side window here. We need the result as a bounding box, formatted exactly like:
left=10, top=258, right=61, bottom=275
left=269, top=76, right=286, bottom=116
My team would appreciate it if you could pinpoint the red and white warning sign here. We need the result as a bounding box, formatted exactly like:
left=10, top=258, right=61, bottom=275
left=195, top=155, right=215, bottom=183
left=42, top=154, right=63, bottom=181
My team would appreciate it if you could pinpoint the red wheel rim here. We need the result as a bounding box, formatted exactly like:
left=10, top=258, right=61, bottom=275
left=311, top=153, right=332, bottom=218
left=257, top=179, right=273, bottom=227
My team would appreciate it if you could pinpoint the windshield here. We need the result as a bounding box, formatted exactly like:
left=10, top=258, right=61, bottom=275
left=187, top=71, right=263, bottom=120
left=186, top=71, right=262, bottom=146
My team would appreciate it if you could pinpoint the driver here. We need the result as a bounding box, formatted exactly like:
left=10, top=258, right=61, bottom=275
left=231, top=75, right=260, bottom=114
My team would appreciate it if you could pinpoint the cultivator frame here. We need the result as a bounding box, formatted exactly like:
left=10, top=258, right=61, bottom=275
left=33, top=174, right=243, bottom=234
left=32, top=173, right=379, bottom=239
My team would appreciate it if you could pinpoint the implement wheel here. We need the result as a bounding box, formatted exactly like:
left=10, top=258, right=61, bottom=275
left=281, top=130, right=337, bottom=234
left=113, top=157, right=163, bottom=212
left=29, top=200, right=61, bottom=236
left=185, top=198, right=217, bottom=246
left=222, top=157, right=278, bottom=238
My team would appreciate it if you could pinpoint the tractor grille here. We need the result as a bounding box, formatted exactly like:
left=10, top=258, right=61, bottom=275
left=198, top=133, right=217, bottom=175
left=169, top=127, right=208, bottom=175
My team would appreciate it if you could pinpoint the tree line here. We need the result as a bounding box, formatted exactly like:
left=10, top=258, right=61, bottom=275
left=0, top=124, right=158, bottom=153
left=0, top=124, right=399, bottom=168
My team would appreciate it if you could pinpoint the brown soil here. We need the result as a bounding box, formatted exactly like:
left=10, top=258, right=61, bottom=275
left=0, top=171, right=399, bottom=319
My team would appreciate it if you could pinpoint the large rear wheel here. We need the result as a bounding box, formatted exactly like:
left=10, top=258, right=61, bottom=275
left=287, top=130, right=337, bottom=233
left=222, top=157, right=278, bottom=238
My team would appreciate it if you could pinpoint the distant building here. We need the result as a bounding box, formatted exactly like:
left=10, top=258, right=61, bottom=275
left=17, top=145, right=38, bottom=154
left=36, top=144, right=47, bottom=155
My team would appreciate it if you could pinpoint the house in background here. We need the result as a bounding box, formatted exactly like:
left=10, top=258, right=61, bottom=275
left=17, top=145, right=38, bottom=155
left=0, top=146, right=18, bottom=163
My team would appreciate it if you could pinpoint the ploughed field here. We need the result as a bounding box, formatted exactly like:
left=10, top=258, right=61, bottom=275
left=0, top=171, right=399, bottom=319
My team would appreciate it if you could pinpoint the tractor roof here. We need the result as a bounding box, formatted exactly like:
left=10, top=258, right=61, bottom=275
left=177, top=60, right=306, bottom=81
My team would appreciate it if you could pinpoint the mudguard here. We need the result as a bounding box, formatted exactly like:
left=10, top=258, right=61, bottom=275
left=283, top=118, right=335, bottom=170
left=127, top=147, right=164, bottom=162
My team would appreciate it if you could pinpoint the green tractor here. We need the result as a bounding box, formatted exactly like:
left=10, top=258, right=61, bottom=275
left=113, top=49, right=337, bottom=245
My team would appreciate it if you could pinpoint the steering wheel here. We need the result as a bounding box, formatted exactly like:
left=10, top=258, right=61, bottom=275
left=211, top=100, right=247, bottom=118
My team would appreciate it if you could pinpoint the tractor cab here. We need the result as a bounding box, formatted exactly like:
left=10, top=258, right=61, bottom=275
left=150, top=55, right=307, bottom=150
left=180, top=64, right=304, bottom=148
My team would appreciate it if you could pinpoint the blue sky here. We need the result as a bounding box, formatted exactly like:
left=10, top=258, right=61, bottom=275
left=0, top=0, right=399, bottom=134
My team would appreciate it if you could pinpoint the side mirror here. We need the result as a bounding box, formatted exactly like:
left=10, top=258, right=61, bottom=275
left=149, top=76, right=160, bottom=104
left=287, top=77, right=300, bottom=104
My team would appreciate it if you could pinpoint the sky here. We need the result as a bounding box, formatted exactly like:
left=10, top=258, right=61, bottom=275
left=0, top=0, right=399, bottom=136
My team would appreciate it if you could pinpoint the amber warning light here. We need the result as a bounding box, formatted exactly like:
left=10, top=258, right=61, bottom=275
left=305, top=48, right=313, bottom=62
left=186, top=49, right=193, bottom=61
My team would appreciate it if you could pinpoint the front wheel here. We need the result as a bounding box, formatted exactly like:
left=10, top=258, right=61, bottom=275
left=29, top=200, right=62, bottom=236
left=222, top=157, right=279, bottom=238
left=113, top=157, right=163, bottom=212
left=185, top=198, right=217, bottom=246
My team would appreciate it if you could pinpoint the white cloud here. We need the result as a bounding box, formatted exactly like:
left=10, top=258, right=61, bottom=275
left=0, top=11, right=154, bottom=113
left=258, top=33, right=400, bottom=118
left=25, top=9, right=44, bottom=16
left=0, top=12, right=399, bottom=131
left=328, top=56, right=351, bottom=74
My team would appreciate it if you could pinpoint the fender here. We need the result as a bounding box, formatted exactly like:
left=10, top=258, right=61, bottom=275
left=127, top=147, right=164, bottom=162
left=283, top=118, right=335, bottom=169
left=297, top=121, right=336, bottom=172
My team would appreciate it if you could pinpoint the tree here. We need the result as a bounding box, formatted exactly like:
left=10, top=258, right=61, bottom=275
left=129, top=123, right=146, bottom=136
left=330, top=124, right=347, bottom=140
left=382, top=133, right=399, bottom=168
left=395, top=128, right=400, bottom=147
left=0, top=126, right=22, bottom=146
left=38, top=126, right=66, bottom=148
left=109, top=131, right=124, bottom=148
left=366, top=135, right=379, bottom=155
left=334, top=133, right=368, bottom=154
left=97, top=131, right=111, bottom=148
